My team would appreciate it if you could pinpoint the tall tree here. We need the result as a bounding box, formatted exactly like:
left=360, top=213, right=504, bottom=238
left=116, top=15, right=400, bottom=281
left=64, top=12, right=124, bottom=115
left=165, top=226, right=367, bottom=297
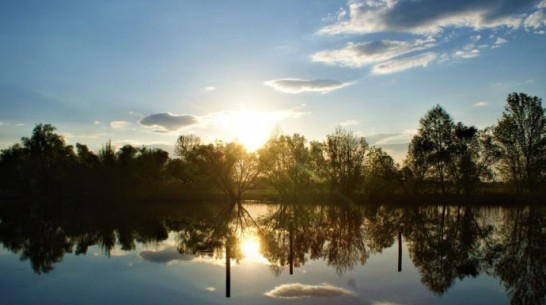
left=406, top=105, right=455, bottom=194
left=493, top=92, right=546, bottom=193
left=323, top=127, right=368, bottom=196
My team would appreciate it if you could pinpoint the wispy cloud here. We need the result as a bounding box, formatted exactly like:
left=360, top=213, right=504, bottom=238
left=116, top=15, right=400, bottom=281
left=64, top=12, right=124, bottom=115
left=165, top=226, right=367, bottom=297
left=319, top=0, right=527, bottom=35
left=340, top=119, right=360, bottom=126
left=265, top=283, right=356, bottom=299
left=371, top=52, right=437, bottom=74
left=94, top=120, right=101, bottom=125
left=205, top=86, right=216, bottom=91
left=110, top=121, right=131, bottom=129
left=139, top=112, right=199, bottom=132
left=265, top=78, right=352, bottom=93
left=474, top=101, right=489, bottom=107
left=312, top=38, right=435, bottom=68
left=492, top=37, right=508, bottom=48
left=454, top=49, right=480, bottom=59
left=524, top=10, right=546, bottom=33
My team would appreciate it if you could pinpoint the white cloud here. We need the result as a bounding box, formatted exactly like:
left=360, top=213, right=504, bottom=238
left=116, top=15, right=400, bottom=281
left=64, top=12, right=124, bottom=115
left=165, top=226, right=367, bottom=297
left=372, top=302, right=404, bottom=305
left=205, top=86, right=216, bottom=91
left=110, top=121, right=131, bottom=129
left=139, top=112, right=199, bottom=132
left=524, top=10, right=546, bottom=31
left=492, top=37, right=508, bottom=48
left=312, top=38, right=435, bottom=68
left=205, top=287, right=216, bottom=292
left=265, top=78, right=352, bottom=93
left=340, top=120, right=360, bottom=126
left=454, top=49, right=480, bottom=59
left=319, top=0, right=525, bottom=35
left=265, top=283, right=356, bottom=299
left=94, top=120, right=101, bottom=125
left=537, top=0, right=546, bottom=9
left=371, top=52, right=437, bottom=74
left=474, top=101, right=489, bottom=107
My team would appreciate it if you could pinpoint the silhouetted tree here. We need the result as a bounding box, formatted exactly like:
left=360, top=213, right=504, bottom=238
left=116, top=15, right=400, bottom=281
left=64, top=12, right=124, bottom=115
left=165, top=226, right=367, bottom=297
left=406, top=105, right=454, bottom=194
left=493, top=92, right=546, bottom=193
left=363, top=146, right=405, bottom=198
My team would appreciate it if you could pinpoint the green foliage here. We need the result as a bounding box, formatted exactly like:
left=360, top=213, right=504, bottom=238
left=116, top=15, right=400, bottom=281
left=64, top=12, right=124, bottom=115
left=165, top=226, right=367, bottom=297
left=258, top=132, right=315, bottom=200
left=322, top=126, right=368, bottom=196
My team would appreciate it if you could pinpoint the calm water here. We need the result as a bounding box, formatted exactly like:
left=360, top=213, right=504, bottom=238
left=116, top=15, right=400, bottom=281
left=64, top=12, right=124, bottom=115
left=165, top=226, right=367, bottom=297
left=0, top=200, right=544, bottom=305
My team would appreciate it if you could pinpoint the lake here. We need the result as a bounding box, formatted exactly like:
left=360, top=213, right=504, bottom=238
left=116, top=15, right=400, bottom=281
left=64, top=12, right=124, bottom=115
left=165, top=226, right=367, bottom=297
left=0, top=200, right=544, bottom=305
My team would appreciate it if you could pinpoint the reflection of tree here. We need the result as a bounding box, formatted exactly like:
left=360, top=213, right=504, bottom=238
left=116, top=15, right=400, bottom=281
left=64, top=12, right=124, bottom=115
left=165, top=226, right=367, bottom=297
left=405, top=206, right=492, bottom=295
left=487, top=207, right=545, bottom=305
left=259, top=203, right=316, bottom=275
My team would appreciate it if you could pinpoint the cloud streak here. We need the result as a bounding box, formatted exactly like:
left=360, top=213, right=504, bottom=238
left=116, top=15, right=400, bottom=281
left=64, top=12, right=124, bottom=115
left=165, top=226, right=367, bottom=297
left=319, top=0, right=531, bottom=35
left=139, top=112, right=199, bottom=132
left=371, top=52, right=437, bottom=74
left=312, top=39, right=435, bottom=68
left=265, top=78, right=352, bottom=93
left=265, top=283, right=356, bottom=299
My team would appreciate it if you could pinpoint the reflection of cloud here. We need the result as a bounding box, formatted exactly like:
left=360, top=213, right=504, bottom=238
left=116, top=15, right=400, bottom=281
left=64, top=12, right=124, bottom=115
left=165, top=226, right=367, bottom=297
left=110, top=121, right=131, bottom=129
left=372, top=302, right=404, bottom=305
left=371, top=52, right=437, bottom=74
left=139, top=246, right=193, bottom=264
left=265, top=78, right=352, bottom=93
left=312, top=39, right=435, bottom=68
left=139, top=112, right=199, bottom=132
left=265, top=283, right=356, bottom=299
left=319, top=0, right=527, bottom=35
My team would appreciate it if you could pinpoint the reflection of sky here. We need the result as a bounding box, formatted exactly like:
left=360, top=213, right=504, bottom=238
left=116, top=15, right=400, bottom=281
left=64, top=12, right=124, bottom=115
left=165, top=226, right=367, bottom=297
left=0, top=235, right=509, bottom=305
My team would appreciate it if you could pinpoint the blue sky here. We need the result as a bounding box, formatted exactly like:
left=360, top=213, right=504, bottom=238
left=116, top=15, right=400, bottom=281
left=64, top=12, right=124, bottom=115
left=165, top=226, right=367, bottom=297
left=1, top=0, right=545, bottom=161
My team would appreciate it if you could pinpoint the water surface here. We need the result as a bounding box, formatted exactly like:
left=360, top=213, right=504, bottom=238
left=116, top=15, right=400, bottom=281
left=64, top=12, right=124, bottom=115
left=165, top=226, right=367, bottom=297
left=0, top=200, right=544, bottom=305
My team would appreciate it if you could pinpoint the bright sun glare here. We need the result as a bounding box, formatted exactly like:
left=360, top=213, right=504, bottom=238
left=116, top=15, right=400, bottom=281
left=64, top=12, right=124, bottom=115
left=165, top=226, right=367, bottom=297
left=240, top=235, right=268, bottom=263
left=228, top=108, right=273, bottom=151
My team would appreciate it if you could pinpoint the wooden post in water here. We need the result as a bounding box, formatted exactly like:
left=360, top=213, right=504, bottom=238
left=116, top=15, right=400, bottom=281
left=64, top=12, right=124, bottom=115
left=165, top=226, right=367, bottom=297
left=289, top=225, right=294, bottom=275
left=226, top=243, right=231, bottom=298
left=398, top=231, right=402, bottom=272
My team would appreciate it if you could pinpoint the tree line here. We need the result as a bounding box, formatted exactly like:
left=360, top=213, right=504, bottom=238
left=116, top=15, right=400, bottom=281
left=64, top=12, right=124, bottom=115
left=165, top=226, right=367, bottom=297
left=1, top=92, right=544, bottom=201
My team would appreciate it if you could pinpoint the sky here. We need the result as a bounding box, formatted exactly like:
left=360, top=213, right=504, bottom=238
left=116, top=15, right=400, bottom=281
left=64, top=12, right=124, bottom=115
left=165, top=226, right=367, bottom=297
left=1, top=0, right=545, bottom=162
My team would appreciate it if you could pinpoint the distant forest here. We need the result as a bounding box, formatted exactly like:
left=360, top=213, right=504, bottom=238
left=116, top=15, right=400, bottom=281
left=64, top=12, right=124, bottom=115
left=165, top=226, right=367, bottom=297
left=1, top=92, right=545, bottom=203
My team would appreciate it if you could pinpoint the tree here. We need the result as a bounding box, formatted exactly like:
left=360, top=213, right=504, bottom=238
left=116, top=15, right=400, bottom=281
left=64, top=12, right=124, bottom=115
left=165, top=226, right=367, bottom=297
left=258, top=132, right=313, bottom=200
left=449, top=124, right=500, bottom=194
left=191, top=141, right=260, bottom=202
left=406, top=105, right=454, bottom=194
left=322, top=127, right=368, bottom=196
left=493, top=92, right=546, bottom=193
left=20, top=124, right=75, bottom=194
left=363, top=146, right=405, bottom=198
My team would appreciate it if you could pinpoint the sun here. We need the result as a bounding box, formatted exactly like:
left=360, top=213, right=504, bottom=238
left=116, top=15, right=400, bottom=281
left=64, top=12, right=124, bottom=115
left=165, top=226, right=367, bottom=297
left=230, top=108, right=273, bottom=151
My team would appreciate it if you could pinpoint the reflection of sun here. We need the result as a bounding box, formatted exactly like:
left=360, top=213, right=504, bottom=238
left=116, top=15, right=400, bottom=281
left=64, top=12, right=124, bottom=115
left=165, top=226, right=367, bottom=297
left=229, top=108, right=273, bottom=151
left=240, top=235, right=268, bottom=263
